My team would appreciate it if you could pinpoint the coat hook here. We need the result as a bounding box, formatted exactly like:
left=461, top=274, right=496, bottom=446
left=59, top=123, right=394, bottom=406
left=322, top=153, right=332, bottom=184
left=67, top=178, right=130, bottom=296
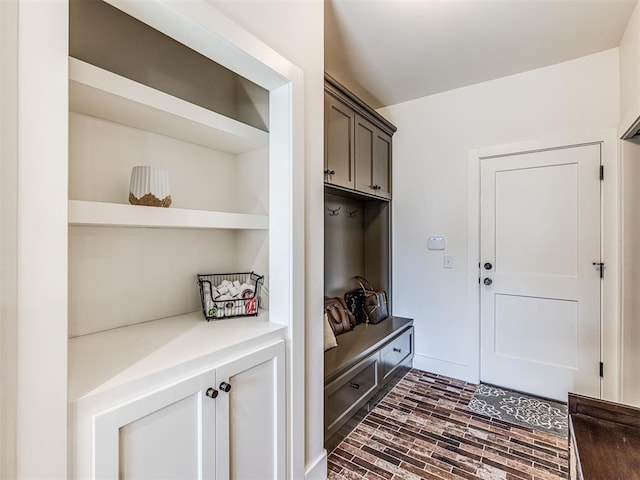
left=347, top=209, right=358, bottom=218
left=327, top=206, right=341, bottom=216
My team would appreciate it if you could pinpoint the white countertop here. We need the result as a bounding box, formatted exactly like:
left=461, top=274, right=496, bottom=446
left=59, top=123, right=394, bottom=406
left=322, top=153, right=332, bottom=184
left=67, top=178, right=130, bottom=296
left=68, top=311, right=287, bottom=402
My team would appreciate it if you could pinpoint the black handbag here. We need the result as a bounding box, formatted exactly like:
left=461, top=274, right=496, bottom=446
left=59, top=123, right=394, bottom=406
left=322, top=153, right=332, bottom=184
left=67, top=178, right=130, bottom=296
left=344, top=288, right=366, bottom=325
left=352, top=277, right=389, bottom=325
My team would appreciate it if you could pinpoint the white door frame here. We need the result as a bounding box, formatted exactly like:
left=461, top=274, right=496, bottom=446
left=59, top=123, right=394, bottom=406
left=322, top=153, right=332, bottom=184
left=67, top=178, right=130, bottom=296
left=467, top=129, right=621, bottom=401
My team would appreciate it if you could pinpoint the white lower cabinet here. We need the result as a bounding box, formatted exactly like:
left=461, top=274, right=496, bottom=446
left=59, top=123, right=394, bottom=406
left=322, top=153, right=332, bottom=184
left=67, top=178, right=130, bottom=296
left=89, top=341, right=285, bottom=479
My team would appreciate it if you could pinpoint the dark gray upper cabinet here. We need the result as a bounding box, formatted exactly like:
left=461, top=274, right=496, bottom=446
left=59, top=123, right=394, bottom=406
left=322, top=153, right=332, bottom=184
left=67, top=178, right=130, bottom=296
left=325, top=74, right=396, bottom=199
left=325, top=93, right=355, bottom=189
left=354, top=115, right=392, bottom=199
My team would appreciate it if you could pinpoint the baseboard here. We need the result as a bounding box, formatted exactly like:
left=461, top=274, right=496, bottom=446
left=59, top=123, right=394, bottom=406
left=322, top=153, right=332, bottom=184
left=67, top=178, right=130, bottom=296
left=413, top=353, right=478, bottom=384
left=305, top=450, right=327, bottom=480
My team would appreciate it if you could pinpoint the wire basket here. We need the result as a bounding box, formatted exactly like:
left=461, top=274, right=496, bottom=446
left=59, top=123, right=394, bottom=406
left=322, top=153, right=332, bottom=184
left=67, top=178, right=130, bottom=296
left=197, top=271, right=264, bottom=321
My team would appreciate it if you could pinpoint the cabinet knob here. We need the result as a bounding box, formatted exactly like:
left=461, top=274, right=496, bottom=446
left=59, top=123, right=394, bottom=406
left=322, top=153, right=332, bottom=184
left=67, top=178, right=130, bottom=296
left=219, top=381, right=232, bottom=393
left=324, top=169, right=335, bottom=176
left=393, top=347, right=402, bottom=353
left=206, top=387, right=219, bottom=399
left=483, top=277, right=493, bottom=286
left=350, top=382, right=360, bottom=390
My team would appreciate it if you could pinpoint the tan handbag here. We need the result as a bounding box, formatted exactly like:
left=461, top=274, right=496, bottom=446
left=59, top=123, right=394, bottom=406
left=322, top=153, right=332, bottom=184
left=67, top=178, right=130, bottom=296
left=324, top=297, right=356, bottom=335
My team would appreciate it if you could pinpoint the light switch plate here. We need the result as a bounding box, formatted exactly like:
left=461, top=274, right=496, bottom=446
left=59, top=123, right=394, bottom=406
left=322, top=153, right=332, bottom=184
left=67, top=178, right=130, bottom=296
left=444, top=255, right=454, bottom=269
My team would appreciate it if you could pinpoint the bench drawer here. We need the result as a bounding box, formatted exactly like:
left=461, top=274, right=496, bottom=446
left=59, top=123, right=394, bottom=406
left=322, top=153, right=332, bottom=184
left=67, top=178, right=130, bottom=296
left=380, top=328, right=413, bottom=383
left=325, top=354, right=379, bottom=435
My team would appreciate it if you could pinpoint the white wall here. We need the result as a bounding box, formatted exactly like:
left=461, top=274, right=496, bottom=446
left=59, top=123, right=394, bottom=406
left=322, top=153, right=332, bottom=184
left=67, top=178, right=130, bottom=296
left=620, top=0, right=640, bottom=135
left=0, top=1, right=18, bottom=477
left=11, top=2, right=69, bottom=478
left=205, top=1, right=326, bottom=478
left=619, top=0, right=640, bottom=407
left=622, top=139, right=640, bottom=406
left=379, top=49, right=620, bottom=383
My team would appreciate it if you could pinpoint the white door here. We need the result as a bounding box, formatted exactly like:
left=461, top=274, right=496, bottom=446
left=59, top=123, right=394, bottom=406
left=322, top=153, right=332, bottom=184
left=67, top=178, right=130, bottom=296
left=93, top=369, right=216, bottom=479
left=480, top=143, right=601, bottom=401
left=215, top=341, right=285, bottom=480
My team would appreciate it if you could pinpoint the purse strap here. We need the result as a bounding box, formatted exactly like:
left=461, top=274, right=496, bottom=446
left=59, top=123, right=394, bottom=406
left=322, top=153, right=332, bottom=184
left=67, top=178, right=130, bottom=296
left=355, top=275, right=374, bottom=292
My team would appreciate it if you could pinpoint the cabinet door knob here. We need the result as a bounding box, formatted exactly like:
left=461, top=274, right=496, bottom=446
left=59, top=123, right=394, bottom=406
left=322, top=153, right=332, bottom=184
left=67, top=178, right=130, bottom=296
left=393, top=347, right=402, bottom=353
left=219, top=381, right=232, bottom=393
left=350, top=382, right=360, bottom=390
left=206, top=387, right=219, bottom=399
left=483, top=277, right=493, bottom=286
left=324, top=169, right=335, bottom=176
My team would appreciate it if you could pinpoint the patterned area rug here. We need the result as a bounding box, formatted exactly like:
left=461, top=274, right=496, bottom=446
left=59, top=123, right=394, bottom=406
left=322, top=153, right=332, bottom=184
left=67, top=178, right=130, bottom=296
left=468, top=384, right=568, bottom=437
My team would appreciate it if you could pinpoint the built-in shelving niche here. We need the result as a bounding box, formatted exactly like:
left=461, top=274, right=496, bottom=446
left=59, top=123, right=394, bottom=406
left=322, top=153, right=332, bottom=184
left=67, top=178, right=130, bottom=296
left=324, top=187, right=390, bottom=305
left=68, top=0, right=271, bottom=338
left=69, top=0, right=269, bottom=132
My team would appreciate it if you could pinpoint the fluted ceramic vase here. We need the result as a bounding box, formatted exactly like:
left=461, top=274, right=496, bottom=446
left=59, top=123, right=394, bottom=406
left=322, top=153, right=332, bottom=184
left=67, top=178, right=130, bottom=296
left=129, top=166, right=172, bottom=207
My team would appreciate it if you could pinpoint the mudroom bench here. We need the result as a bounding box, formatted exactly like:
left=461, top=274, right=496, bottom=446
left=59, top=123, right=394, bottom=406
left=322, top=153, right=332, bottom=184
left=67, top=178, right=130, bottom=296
left=324, top=316, right=414, bottom=451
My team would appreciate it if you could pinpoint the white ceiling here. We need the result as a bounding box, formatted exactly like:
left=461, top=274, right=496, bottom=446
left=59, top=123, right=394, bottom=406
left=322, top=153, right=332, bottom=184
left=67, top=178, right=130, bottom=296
left=325, top=0, right=637, bottom=108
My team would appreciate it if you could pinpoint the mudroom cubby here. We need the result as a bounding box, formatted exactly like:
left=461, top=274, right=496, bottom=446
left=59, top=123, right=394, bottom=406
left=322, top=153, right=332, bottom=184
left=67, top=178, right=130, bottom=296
left=324, top=188, right=390, bottom=301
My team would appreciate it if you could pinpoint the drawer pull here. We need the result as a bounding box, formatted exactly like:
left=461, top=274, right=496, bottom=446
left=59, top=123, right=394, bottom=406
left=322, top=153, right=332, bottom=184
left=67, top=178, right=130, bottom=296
left=393, top=347, right=402, bottom=353
left=350, top=382, right=360, bottom=390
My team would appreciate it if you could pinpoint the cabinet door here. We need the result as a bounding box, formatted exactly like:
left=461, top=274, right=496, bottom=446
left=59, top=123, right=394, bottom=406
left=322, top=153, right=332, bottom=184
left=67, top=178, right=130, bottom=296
left=93, top=369, right=216, bottom=479
left=325, top=93, right=355, bottom=188
left=355, top=115, right=392, bottom=198
left=215, top=341, right=285, bottom=480
left=354, top=115, right=376, bottom=195
left=373, top=130, right=392, bottom=199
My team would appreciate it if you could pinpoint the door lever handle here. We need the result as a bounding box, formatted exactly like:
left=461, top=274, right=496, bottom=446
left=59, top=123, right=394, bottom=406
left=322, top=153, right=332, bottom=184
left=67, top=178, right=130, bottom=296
left=593, top=262, right=605, bottom=279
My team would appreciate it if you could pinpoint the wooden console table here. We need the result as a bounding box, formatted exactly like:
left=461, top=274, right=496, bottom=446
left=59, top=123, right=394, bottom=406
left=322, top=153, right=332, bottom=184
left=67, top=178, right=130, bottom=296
left=569, top=393, right=640, bottom=480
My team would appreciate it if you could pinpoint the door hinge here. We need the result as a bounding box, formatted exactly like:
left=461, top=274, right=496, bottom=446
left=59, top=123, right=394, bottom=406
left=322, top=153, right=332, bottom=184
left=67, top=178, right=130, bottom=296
left=593, top=262, right=605, bottom=279
left=600, top=165, right=604, bottom=181
left=600, top=362, right=604, bottom=378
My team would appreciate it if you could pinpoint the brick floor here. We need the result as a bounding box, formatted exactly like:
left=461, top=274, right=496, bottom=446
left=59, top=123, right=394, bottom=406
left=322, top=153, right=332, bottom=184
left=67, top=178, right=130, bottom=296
left=327, top=370, right=568, bottom=480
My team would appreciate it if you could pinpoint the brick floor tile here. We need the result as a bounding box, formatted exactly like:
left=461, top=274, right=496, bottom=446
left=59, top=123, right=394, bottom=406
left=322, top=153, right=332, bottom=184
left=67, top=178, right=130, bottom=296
left=327, top=370, right=568, bottom=480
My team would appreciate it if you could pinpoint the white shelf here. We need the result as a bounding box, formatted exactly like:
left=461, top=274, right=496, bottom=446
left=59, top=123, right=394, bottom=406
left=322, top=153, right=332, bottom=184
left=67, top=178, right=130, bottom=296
left=68, top=200, right=269, bottom=230
left=68, top=311, right=286, bottom=402
left=69, top=57, right=269, bottom=154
